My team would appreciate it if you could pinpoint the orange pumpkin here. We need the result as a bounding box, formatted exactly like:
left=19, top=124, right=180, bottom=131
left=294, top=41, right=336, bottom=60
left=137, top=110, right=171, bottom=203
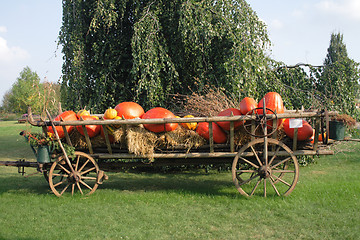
left=104, top=108, right=118, bottom=119
left=283, top=119, right=314, bottom=141
left=240, top=97, right=258, bottom=115
left=257, top=92, right=284, bottom=115
left=115, top=102, right=145, bottom=119
left=196, top=122, right=227, bottom=144
left=216, top=108, right=243, bottom=131
left=180, top=115, right=197, bottom=130
left=142, top=107, right=178, bottom=133
left=76, top=115, right=101, bottom=138
left=47, top=111, right=78, bottom=139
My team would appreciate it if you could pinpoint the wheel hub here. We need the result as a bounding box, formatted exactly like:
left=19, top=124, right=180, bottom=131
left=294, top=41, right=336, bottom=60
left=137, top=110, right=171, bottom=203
left=68, top=171, right=80, bottom=184
left=258, top=165, right=271, bottom=179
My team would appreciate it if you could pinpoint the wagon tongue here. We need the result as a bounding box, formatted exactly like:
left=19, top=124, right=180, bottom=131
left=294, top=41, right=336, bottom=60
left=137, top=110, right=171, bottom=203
left=96, top=170, right=108, bottom=184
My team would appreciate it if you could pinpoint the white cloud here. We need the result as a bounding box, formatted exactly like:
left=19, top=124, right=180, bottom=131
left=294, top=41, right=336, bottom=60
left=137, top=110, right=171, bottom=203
left=0, top=36, right=29, bottom=62
left=0, top=26, right=7, bottom=33
left=316, top=0, right=360, bottom=21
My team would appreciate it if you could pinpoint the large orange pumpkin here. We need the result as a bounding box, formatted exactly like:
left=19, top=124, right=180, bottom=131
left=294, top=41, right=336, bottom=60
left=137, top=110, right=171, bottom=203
left=76, top=115, right=101, bottom=138
left=47, top=111, right=78, bottom=139
left=196, top=122, right=227, bottom=144
left=115, top=102, right=145, bottom=119
left=142, top=107, right=178, bottom=133
left=216, top=108, right=243, bottom=131
left=257, top=92, right=284, bottom=115
left=283, top=119, right=314, bottom=141
left=240, top=97, right=258, bottom=115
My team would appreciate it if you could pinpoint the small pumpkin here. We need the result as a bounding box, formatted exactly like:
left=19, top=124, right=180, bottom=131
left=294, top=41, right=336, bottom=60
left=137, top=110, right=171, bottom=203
left=47, top=111, right=78, bottom=139
left=240, top=97, right=258, bottom=115
left=180, top=115, right=197, bottom=130
left=76, top=115, right=101, bottom=138
left=76, top=109, right=90, bottom=118
left=115, top=102, right=145, bottom=119
left=196, top=122, right=227, bottom=144
left=216, top=108, right=243, bottom=131
left=283, top=119, right=314, bottom=141
left=142, top=107, right=178, bottom=133
left=103, top=108, right=118, bottom=119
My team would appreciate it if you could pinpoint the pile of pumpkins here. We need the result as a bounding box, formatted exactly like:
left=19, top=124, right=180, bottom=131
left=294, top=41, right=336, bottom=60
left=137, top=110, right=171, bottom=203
left=48, top=92, right=318, bottom=144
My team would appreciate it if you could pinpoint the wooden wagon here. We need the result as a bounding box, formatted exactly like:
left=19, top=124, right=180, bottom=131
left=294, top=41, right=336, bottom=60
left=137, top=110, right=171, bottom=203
left=2, top=105, right=336, bottom=197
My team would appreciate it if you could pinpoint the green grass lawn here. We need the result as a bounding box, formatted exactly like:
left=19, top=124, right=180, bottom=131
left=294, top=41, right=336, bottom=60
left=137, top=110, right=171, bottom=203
left=0, top=121, right=359, bottom=239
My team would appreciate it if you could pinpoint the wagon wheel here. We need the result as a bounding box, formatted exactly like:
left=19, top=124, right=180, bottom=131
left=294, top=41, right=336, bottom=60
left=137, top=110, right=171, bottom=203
left=232, top=138, right=299, bottom=197
left=48, top=151, right=100, bottom=197
left=243, top=108, right=278, bottom=137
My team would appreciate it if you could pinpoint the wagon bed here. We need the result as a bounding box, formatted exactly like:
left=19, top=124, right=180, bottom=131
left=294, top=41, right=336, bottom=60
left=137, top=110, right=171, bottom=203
left=3, top=106, right=336, bottom=197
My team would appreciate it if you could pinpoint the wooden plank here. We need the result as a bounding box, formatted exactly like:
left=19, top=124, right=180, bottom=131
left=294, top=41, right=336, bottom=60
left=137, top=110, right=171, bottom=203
left=92, top=149, right=334, bottom=160
left=27, top=111, right=339, bottom=127
left=209, top=122, right=214, bottom=153
left=293, top=128, right=298, bottom=151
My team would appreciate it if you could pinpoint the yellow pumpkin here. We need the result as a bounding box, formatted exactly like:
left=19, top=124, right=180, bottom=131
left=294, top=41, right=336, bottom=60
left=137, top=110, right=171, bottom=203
left=104, top=108, right=117, bottom=119
left=77, top=109, right=90, bottom=118
left=180, top=115, right=197, bottom=130
left=113, top=116, right=122, bottom=128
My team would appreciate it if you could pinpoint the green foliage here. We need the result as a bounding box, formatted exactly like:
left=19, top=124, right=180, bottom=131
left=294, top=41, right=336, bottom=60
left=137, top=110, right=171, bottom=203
left=1, top=67, right=61, bottom=115
left=319, top=32, right=360, bottom=117
left=59, top=0, right=270, bottom=111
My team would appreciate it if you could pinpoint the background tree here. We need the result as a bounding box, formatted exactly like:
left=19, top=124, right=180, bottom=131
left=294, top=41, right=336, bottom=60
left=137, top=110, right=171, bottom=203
left=59, top=0, right=271, bottom=112
left=318, top=32, right=359, bottom=116
left=1, top=66, right=61, bottom=115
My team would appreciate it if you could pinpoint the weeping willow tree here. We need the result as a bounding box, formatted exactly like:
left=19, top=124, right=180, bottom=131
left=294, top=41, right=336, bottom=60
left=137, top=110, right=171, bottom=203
left=59, top=0, right=271, bottom=112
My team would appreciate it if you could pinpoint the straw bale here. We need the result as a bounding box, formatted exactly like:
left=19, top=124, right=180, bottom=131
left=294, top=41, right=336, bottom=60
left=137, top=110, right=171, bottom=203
left=161, top=127, right=206, bottom=152
left=126, top=126, right=158, bottom=160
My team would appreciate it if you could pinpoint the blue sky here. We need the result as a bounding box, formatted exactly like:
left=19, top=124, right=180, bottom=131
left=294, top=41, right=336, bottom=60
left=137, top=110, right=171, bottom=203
left=1, top=0, right=359, bottom=103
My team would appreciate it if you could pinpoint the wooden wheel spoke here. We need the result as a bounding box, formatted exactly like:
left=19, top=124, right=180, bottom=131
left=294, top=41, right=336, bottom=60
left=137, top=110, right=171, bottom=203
left=250, top=178, right=262, bottom=196
left=272, top=169, right=295, bottom=173
left=81, top=176, right=97, bottom=180
left=250, top=146, right=263, bottom=166
left=80, top=180, right=93, bottom=190
left=60, top=183, right=70, bottom=195
left=76, top=182, right=84, bottom=194
left=78, top=159, right=90, bottom=172
left=71, top=184, right=75, bottom=196
left=239, top=156, right=259, bottom=169
left=268, top=145, right=281, bottom=166
left=270, top=156, right=291, bottom=169
left=53, top=180, right=67, bottom=188
left=236, top=169, right=257, bottom=173
left=58, top=164, right=71, bottom=174
left=52, top=173, right=69, bottom=178
left=80, top=167, right=96, bottom=176
left=75, top=155, right=80, bottom=171
left=264, top=178, right=267, bottom=197
left=238, top=173, right=260, bottom=186
left=269, top=177, right=280, bottom=196
left=271, top=174, right=291, bottom=187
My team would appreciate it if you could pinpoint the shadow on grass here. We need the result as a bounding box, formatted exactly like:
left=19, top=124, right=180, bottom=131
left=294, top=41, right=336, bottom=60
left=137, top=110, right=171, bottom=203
left=0, top=173, right=50, bottom=196
left=0, top=168, right=239, bottom=198
left=101, top=171, right=238, bottom=197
